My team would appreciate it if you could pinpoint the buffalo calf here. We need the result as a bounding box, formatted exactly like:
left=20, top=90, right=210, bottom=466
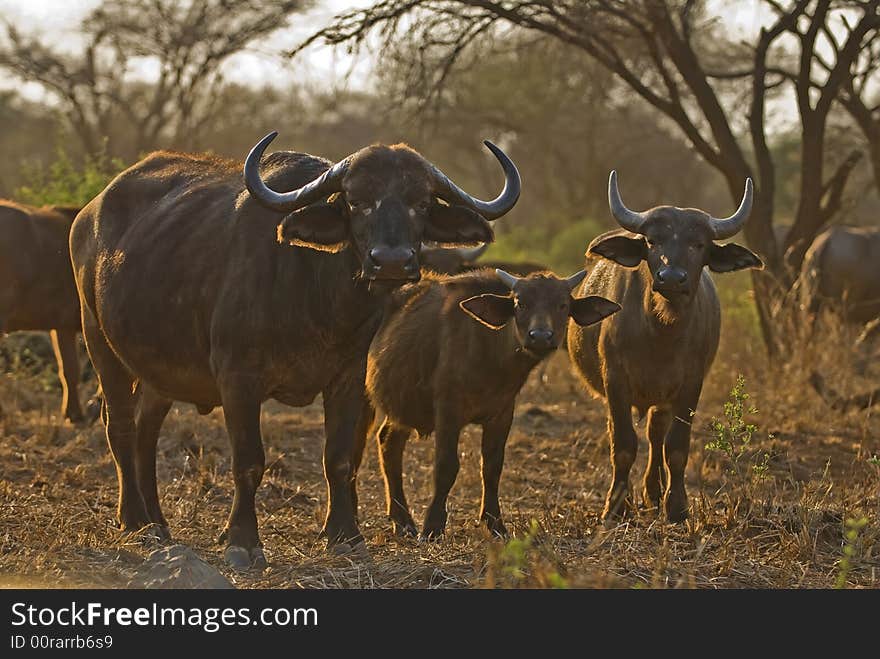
left=568, top=172, right=762, bottom=523
left=360, top=268, right=619, bottom=538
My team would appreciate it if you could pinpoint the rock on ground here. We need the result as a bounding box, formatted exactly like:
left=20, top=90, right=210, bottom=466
left=127, top=544, right=234, bottom=589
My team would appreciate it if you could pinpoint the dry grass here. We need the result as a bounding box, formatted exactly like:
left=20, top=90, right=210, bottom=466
left=0, top=314, right=877, bottom=589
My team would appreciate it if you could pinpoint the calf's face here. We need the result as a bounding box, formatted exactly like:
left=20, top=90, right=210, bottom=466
left=460, top=271, right=620, bottom=357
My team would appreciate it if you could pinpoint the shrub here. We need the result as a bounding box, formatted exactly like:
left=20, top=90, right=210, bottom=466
left=14, top=148, right=125, bottom=208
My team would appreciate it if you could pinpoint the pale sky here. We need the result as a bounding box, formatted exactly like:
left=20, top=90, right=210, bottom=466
left=0, top=0, right=859, bottom=130
left=0, top=0, right=374, bottom=101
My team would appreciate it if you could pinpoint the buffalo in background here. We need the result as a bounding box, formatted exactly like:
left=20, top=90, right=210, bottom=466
left=0, top=200, right=99, bottom=423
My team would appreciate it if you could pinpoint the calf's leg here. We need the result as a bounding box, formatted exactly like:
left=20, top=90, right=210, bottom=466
left=376, top=418, right=416, bottom=536
left=50, top=329, right=84, bottom=423
left=421, top=412, right=462, bottom=540
left=479, top=405, right=514, bottom=537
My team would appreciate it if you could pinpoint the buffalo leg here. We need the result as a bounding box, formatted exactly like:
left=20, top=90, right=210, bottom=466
left=479, top=405, right=513, bottom=537
left=663, top=387, right=702, bottom=523
left=349, top=399, right=374, bottom=523
left=602, top=380, right=637, bottom=521
left=376, top=418, right=416, bottom=536
left=421, top=413, right=462, bottom=539
left=217, top=377, right=266, bottom=568
left=81, top=315, right=152, bottom=534
left=320, top=369, right=365, bottom=548
left=643, top=407, right=671, bottom=511
left=50, top=329, right=84, bottom=423
left=134, top=384, right=172, bottom=535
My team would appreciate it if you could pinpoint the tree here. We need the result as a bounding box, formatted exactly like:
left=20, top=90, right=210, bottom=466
left=0, top=0, right=307, bottom=159
left=299, top=0, right=880, bottom=355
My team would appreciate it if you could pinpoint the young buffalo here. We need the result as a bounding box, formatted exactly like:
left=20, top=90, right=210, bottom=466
left=360, top=268, right=620, bottom=539
left=568, top=172, right=763, bottom=524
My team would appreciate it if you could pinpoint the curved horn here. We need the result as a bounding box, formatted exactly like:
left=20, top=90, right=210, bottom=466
left=709, top=178, right=753, bottom=240
left=457, top=243, right=489, bottom=263
left=244, top=131, right=350, bottom=212
left=429, top=141, right=521, bottom=221
left=565, top=270, right=587, bottom=291
left=608, top=170, right=646, bottom=233
left=496, top=268, right=520, bottom=290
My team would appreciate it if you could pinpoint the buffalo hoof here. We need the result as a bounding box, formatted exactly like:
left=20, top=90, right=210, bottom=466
left=418, top=527, right=444, bottom=542
left=123, top=523, right=171, bottom=545
left=665, top=506, right=689, bottom=524
left=485, top=521, right=509, bottom=539
left=327, top=540, right=370, bottom=561
left=224, top=546, right=266, bottom=571
left=392, top=520, right=418, bottom=538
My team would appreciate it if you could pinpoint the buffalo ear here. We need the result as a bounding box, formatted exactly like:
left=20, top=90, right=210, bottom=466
left=588, top=234, right=647, bottom=268
left=459, top=294, right=514, bottom=330
left=424, top=203, right=494, bottom=245
left=569, top=295, right=621, bottom=327
left=277, top=201, right=348, bottom=253
left=707, top=242, right=763, bottom=273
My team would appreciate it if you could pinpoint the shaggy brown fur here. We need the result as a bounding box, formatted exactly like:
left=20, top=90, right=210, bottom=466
left=359, top=269, right=618, bottom=538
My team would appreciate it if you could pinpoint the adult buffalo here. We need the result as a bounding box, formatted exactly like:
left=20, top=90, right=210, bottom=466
left=0, top=201, right=99, bottom=423
left=70, top=132, right=520, bottom=568
left=568, top=172, right=762, bottom=523
left=800, top=225, right=880, bottom=325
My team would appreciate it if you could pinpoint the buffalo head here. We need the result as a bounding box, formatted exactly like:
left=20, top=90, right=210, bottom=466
left=244, top=132, right=520, bottom=283
left=460, top=269, right=620, bottom=356
left=589, top=171, right=763, bottom=301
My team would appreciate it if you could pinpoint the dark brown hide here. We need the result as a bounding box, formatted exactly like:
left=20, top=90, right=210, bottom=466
left=568, top=179, right=761, bottom=523
left=0, top=201, right=97, bottom=422
left=70, top=139, right=518, bottom=567
left=360, top=269, right=618, bottom=538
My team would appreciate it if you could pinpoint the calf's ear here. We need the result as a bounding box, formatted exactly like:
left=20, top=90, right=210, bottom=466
left=277, top=202, right=348, bottom=253
left=570, top=295, right=621, bottom=327
left=424, top=203, right=494, bottom=245
left=707, top=242, right=763, bottom=273
left=459, top=294, right=515, bottom=330
left=588, top=235, right=646, bottom=268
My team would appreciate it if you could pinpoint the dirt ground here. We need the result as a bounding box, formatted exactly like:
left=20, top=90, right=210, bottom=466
left=0, top=318, right=878, bottom=589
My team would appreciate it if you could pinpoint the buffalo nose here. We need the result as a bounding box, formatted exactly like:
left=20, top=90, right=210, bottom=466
left=656, top=267, right=687, bottom=286
left=367, top=246, right=419, bottom=280
left=527, top=328, right=555, bottom=345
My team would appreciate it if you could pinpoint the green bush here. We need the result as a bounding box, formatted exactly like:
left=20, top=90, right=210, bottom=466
left=490, top=217, right=606, bottom=273
left=14, top=148, right=125, bottom=208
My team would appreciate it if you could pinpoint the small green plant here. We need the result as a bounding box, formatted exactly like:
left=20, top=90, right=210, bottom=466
left=705, top=375, right=769, bottom=482
left=15, top=147, right=125, bottom=208
left=868, top=455, right=880, bottom=467
left=485, top=519, right=568, bottom=588
left=834, top=516, right=868, bottom=589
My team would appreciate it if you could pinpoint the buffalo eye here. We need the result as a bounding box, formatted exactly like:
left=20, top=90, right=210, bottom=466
left=414, top=200, right=431, bottom=213
left=691, top=242, right=705, bottom=250
left=558, top=302, right=567, bottom=311
left=349, top=200, right=370, bottom=214
left=516, top=299, right=528, bottom=311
